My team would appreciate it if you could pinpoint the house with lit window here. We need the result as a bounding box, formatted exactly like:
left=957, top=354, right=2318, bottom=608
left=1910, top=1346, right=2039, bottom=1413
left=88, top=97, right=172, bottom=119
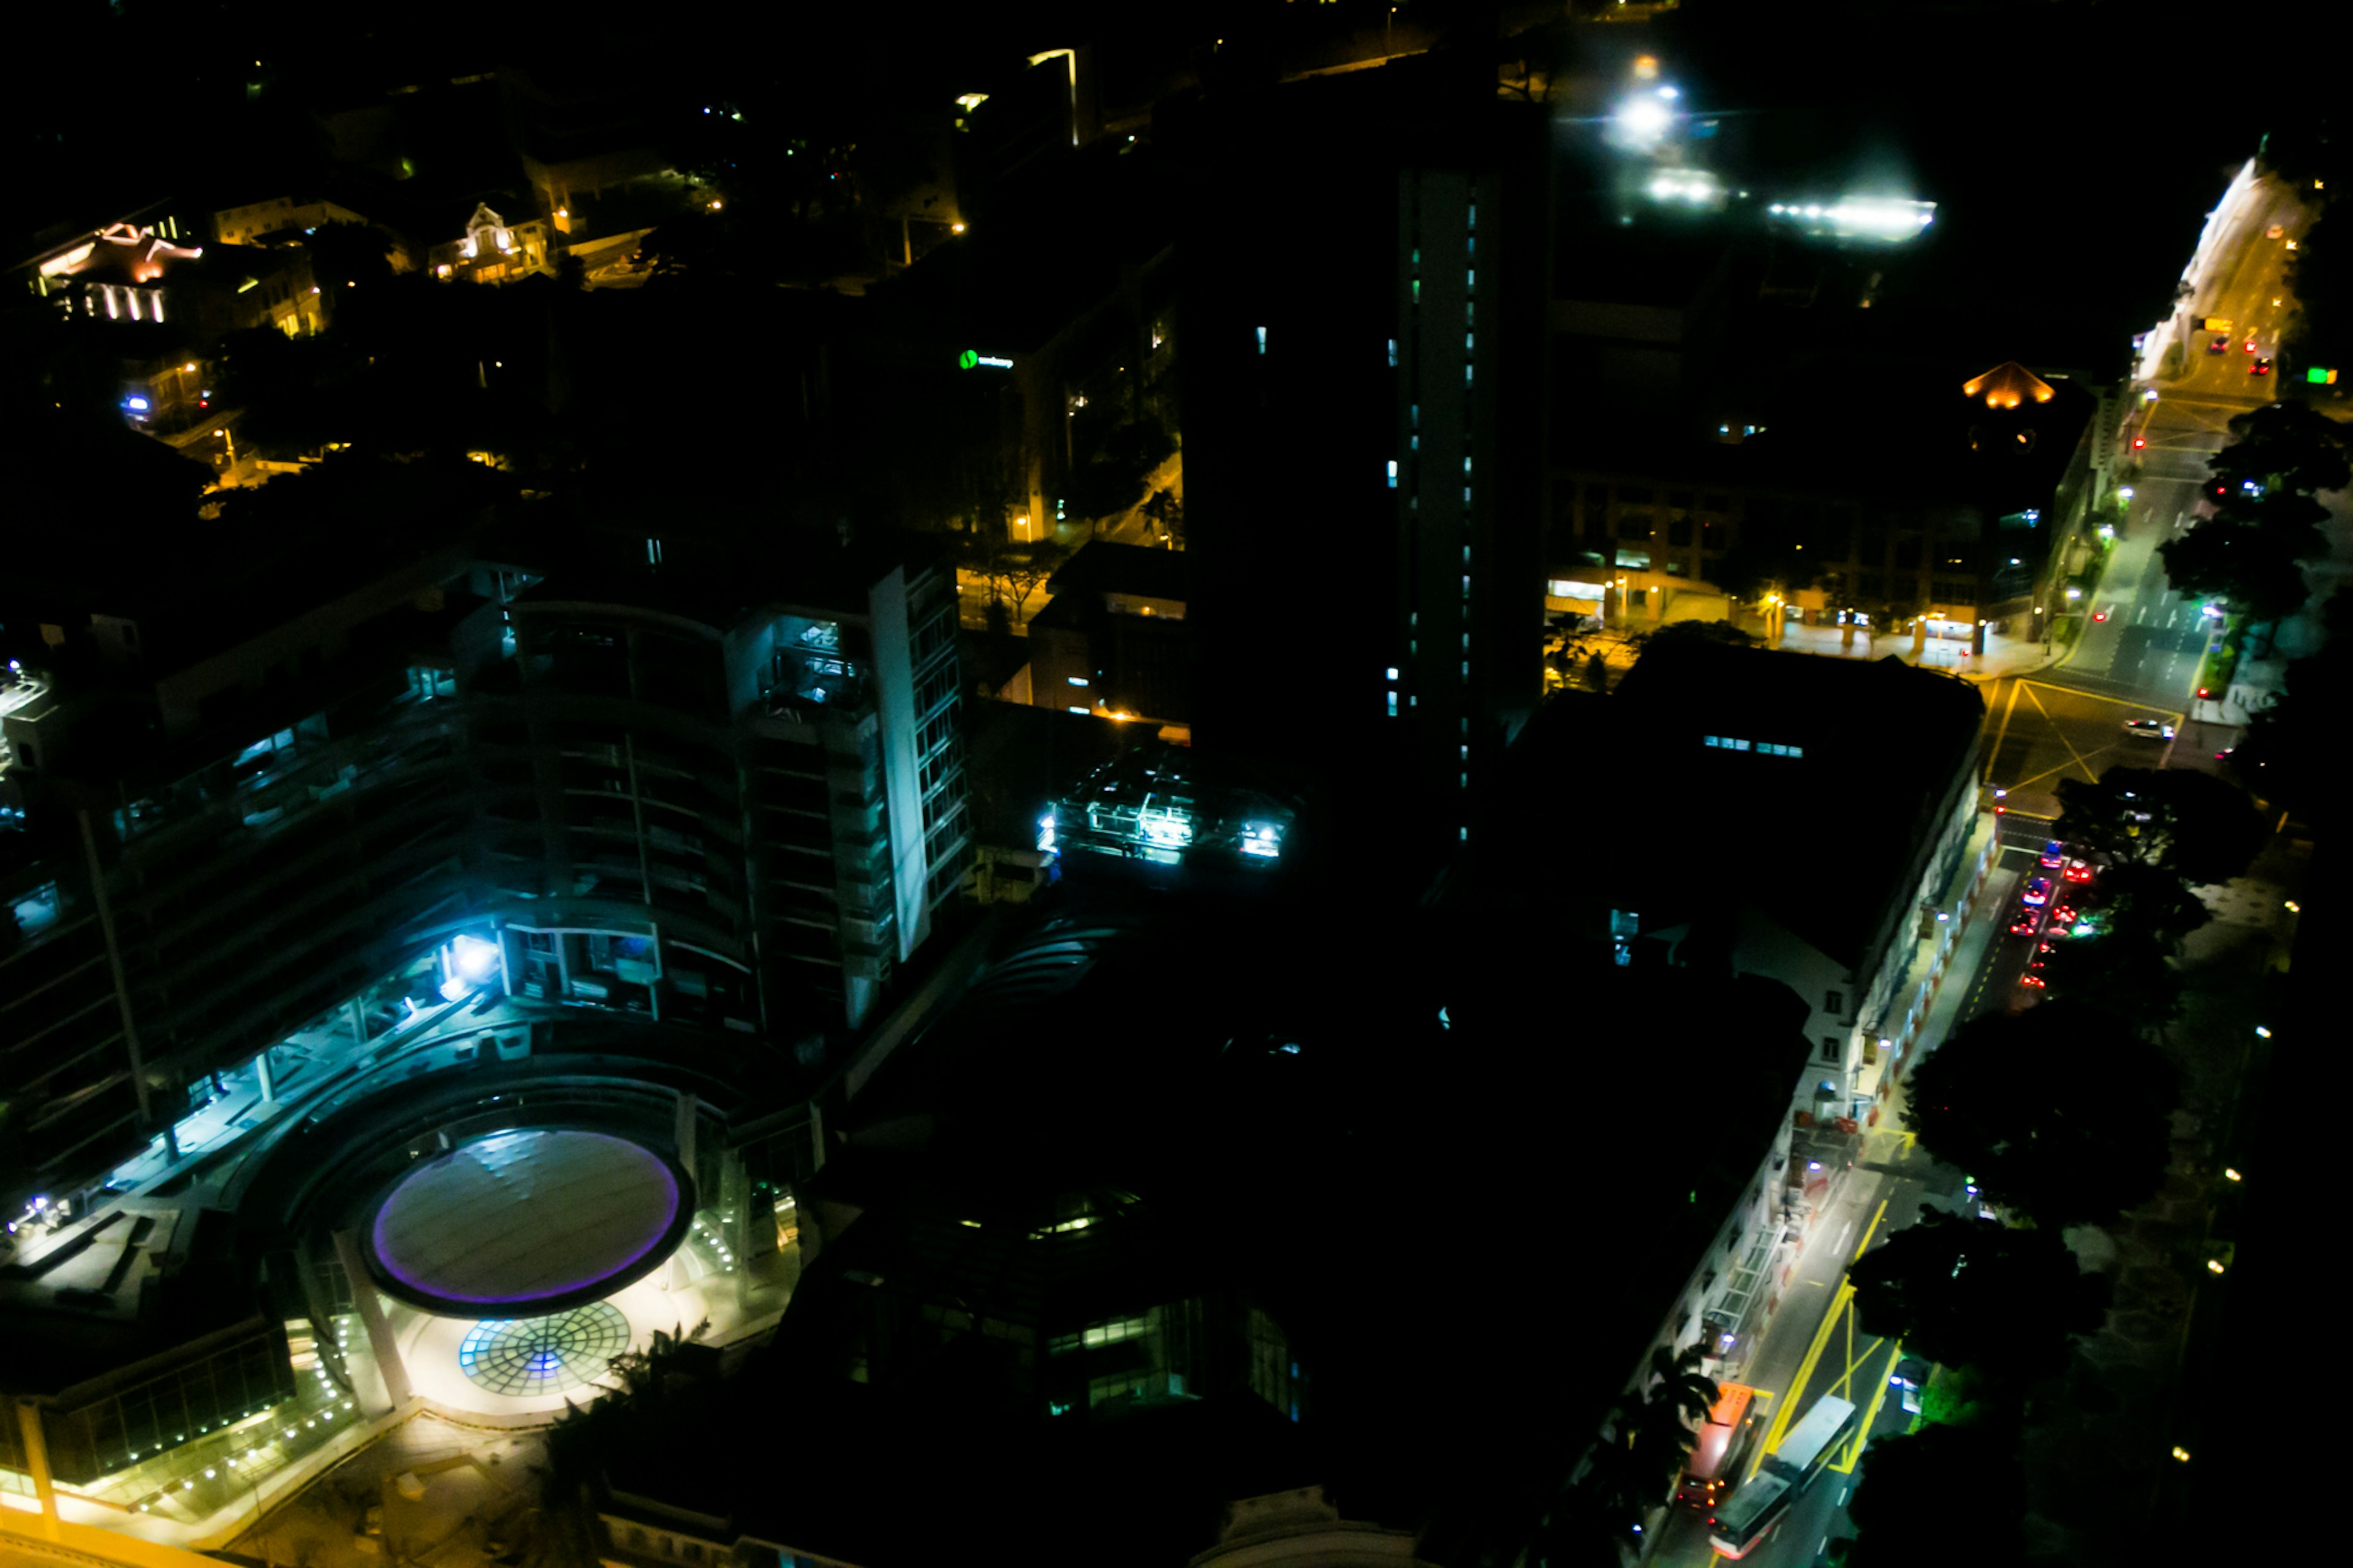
left=428, top=202, right=553, bottom=283
left=34, top=222, right=205, bottom=326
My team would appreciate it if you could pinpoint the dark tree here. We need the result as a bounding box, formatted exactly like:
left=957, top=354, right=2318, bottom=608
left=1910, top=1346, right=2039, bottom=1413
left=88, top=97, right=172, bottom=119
left=1905, top=1002, right=2177, bottom=1229
left=305, top=221, right=400, bottom=293
left=1843, top=1423, right=2026, bottom=1568
left=1849, top=1211, right=2110, bottom=1384
left=2207, top=401, right=2352, bottom=497
left=2236, top=589, right=2353, bottom=821
left=2036, top=924, right=2185, bottom=1031
left=2056, top=767, right=2266, bottom=887
left=1632, top=619, right=1754, bottom=652
left=2158, top=517, right=2317, bottom=621
left=1627, top=1344, right=1718, bottom=1480
left=2284, top=214, right=2353, bottom=367
left=211, top=325, right=362, bottom=457
left=2258, top=118, right=2343, bottom=200
left=1711, top=538, right=1818, bottom=605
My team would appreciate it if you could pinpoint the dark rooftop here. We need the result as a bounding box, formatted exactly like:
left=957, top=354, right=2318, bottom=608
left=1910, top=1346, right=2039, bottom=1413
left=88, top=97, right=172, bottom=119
left=1044, top=539, right=1192, bottom=604
left=1501, top=641, right=1984, bottom=969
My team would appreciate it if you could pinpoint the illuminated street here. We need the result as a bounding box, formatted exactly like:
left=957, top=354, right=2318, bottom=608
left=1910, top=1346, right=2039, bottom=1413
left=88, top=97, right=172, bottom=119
left=2, top=7, right=2319, bottom=1568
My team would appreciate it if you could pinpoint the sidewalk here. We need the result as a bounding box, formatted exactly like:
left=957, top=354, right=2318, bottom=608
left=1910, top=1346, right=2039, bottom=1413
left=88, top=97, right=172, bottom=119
left=1756, top=614, right=2063, bottom=684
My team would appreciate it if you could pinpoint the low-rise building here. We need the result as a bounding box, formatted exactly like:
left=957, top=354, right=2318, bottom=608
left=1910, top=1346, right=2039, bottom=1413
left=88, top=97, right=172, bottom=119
left=1476, top=639, right=1991, bottom=1131
left=427, top=202, right=553, bottom=284
left=1542, top=358, right=2101, bottom=655
left=1025, top=540, right=1191, bottom=726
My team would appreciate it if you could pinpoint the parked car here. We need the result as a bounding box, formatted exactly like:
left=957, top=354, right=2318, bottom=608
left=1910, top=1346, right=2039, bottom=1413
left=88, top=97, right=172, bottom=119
left=1890, top=1358, right=1932, bottom=1414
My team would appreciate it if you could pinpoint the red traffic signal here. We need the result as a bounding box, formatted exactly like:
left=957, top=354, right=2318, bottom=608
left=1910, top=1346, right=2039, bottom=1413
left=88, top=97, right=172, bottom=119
left=2132, top=436, right=2146, bottom=450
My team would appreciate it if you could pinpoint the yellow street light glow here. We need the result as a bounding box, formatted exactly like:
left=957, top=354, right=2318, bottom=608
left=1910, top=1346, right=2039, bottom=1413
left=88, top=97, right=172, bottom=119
left=2172, top=1446, right=2192, bottom=1463
left=2224, top=1168, right=2242, bottom=1181
left=2255, top=1026, right=2272, bottom=1039
left=2206, top=1259, right=2226, bottom=1274
left=2285, top=900, right=2301, bottom=913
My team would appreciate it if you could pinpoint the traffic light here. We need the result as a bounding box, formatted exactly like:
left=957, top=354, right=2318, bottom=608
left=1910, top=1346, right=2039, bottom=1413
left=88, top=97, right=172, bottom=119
left=2309, top=366, right=2340, bottom=384
left=2132, top=435, right=2146, bottom=450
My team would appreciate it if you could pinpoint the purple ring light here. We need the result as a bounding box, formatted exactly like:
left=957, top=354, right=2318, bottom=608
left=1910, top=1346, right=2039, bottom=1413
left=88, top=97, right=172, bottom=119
left=362, top=1129, right=694, bottom=1317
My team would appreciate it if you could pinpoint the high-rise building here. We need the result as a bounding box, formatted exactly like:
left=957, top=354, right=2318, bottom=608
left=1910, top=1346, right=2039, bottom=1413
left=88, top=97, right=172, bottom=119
left=2, top=495, right=964, bottom=1214
left=1172, top=60, right=1548, bottom=876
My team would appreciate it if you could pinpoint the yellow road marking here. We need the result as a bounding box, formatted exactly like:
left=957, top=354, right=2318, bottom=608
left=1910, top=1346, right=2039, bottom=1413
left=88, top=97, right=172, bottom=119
left=1853, top=1198, right=1889, bottom=1262
left=1748, top=1280, right=1854, bottom=1480
left=1830, top=1338, right=1903, bottom=1475
left=1987, top=675, right=2023, bottom=759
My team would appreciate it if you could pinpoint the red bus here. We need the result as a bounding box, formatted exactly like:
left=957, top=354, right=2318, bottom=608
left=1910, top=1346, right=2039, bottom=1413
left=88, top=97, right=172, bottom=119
left=1674, top=1382, right=1760, bottom=1512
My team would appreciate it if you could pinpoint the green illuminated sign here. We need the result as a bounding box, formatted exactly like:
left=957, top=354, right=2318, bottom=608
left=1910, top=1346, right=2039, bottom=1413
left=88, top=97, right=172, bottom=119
left=959, top=349, right=1015, bottom=370
left=958, top=349, right=978, bottom=369
left=2307, top=366, right=2340, bottom=385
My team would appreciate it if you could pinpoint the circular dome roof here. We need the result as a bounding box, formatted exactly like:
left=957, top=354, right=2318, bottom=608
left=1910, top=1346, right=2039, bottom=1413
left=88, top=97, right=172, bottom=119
left=363, top=1129, right=691, bottom=1317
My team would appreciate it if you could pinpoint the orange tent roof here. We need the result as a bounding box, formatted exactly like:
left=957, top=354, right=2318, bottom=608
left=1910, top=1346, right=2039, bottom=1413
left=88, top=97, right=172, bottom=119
left=1961, top=361, right=2054, bottom=411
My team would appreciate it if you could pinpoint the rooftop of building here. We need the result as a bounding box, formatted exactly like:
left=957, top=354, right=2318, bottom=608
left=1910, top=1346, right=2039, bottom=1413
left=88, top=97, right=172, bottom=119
left=1044, top=539, right=1192, bottom=604
left=1563, top=346, right=2098, bottom=515
left=599, top=1365, right=1310, bottom=1566
left=1553, top=207, right=1739, bottom=309
left=961, top=697, right=1149, bottom=850
left=1496, top=641, right=1984, bottom=970
left=510, top=526, right=953, bottom=631
left=754, top=902, right=1813, bottom=1542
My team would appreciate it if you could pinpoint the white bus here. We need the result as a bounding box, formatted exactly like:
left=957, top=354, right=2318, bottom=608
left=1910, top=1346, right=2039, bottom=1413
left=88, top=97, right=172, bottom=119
left=1706, top=1393, right=1858, bottom=1559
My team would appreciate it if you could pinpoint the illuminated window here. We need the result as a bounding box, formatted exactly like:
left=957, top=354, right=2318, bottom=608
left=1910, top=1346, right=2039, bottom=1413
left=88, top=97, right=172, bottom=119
left=1256, top=326, right=1267, bottom=355
left=1467, top=270, right=1476, bottom=289
left=1387, top=460, right=1398, bottom=488
left=1386, top=667, right=1398, bottom=680
left=1389, top=338, right=1398, bottom=366
left=1067, top=705, right=1090, bottom=715
left=1067, top=676, right=1089, bottom=686
left=1465, top=333, right=1474, bottom=352
left=1464, top=365, right=1474, bottom=387
left=1387, top=692, right=1399, bottom=717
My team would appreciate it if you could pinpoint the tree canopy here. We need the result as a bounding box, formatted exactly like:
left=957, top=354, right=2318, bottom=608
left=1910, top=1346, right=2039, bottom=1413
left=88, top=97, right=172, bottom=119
left=2236, top=588, right=2353, bottom=820
left=1849, top=1210, right=2110, bottom=1383
left=2055, top=767, right=2266, bottom=888
left=1843, top=1423, right=2026, bottom=1568
left=2034, top=922, right=2185, bottom=1031
left=2157, top=516, right=2317, bottom=621
left=2207, top=402, right=2352, bottom=498
left=1905, top=1001, right=2177, bottom=1230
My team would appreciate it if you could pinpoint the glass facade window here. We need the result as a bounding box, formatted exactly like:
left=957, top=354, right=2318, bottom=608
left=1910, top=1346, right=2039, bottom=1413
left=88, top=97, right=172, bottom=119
left=42, top=1324, right=298, bottom=1484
